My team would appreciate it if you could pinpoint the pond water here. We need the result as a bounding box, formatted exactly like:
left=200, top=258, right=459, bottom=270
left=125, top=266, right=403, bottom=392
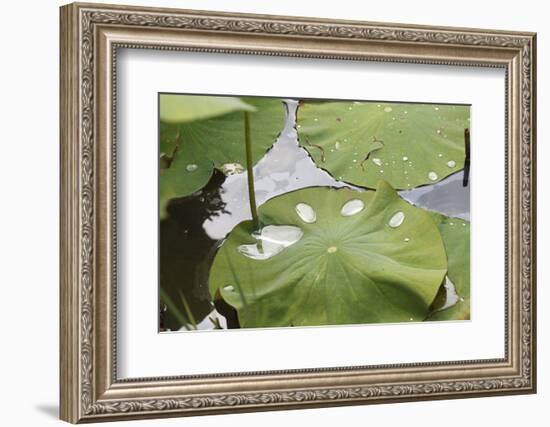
left=160, top=99, right=470, bottom=331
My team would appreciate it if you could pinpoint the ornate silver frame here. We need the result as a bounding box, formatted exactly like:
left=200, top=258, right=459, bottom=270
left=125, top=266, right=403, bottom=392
left=60, top=2, right=537, bottom=423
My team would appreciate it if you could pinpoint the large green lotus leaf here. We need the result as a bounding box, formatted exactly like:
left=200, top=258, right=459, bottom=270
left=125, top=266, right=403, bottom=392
left=160, top=98, right=285, bottom=218
left=209, top=180, right=448, bottom=328
left=296, top=101, right=470, bottom=189
left=160, top=94, right=256, bottom=124
left=428, top=214, right=470, bottom=321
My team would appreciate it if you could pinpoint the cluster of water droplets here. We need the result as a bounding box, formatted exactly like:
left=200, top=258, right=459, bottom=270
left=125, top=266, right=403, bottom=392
left=237, top=195, right=415, bottom=261
left=238, top=197, right=371, bottom=260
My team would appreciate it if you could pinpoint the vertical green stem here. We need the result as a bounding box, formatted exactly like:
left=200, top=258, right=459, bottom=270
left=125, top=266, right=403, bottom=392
left=244, top=111, right=259, bottom=230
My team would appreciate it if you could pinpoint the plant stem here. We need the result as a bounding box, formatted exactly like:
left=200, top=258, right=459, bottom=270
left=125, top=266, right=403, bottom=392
left=244, top=111, right=259, bottom=230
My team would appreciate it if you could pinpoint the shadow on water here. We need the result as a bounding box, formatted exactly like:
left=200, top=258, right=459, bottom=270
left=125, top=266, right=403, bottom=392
left=160, top=170, right=241, bottom=331
left=159, top=99, right=470, bottom=331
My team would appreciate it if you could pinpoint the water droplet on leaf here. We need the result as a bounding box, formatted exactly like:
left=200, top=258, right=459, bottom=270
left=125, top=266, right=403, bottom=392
left=384, top=106, right=393, bottom=113
left=447, top=160, right=456, bottom=168
left=186, top=164, right=198, bottom=172
left=389, top=211, right=405, bottom=228
left=295, top=203, right=317, bottom=224
left=428, top=171, right=438, bottom=181
left=341, top=199, right=365, bottom=217
left=238, top=225, right=303, bottom=261
left=372, top=158, right=382, bottom=166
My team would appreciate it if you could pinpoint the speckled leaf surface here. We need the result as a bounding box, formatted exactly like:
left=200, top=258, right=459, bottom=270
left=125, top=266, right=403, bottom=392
left=296, top=101, right=470, bottom=189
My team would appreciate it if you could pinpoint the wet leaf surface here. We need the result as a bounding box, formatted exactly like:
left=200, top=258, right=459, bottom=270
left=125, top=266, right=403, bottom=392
left=296, top=101, right=470, bottom=189
left=209, top=181, right=448, bottom=328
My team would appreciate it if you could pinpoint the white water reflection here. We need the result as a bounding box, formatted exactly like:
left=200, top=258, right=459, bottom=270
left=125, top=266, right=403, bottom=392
left=203, top=99, right=470, bottom=240
left=203, top=100, right=348, bottom=240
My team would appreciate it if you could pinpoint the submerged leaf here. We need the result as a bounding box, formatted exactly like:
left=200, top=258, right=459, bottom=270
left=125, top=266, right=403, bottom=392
left=209, top=181, right=448, bottom=328
left=296, top=101, right=470, bottom=189
left=428, top=214, right=470, bottom=321
left=159, top=97, right=285, bottom=218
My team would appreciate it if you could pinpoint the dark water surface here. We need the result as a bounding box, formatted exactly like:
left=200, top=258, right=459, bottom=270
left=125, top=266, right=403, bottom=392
left=160, top=100, right=470, bottom=331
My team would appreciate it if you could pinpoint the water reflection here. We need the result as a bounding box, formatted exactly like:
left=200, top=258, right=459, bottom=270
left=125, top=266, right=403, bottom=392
left=400, top=171, right=470, bottom=221
left=159, top=170, right=227, bottom=331
left=203, top=100, right=348, bottom=240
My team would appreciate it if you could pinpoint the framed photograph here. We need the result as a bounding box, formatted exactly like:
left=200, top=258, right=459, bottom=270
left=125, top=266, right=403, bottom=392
left=60, top=2, right=537, bottom=423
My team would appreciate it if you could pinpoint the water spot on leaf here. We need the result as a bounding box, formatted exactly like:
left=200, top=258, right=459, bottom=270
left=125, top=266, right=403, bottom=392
left=186, top=163, right=198, bottom=172
left=341, top=199, right=365, bottom=217
left=238, top=225, right=303, bottom=261
left=295, top=203, right=317, bottom=224
left=372, top=158, right=382, bottom=166
left=389, top=211, right=405, bottom=228
left=428, top=171, right=438, bottom=181
left=447, top=160, right=456, bottom=168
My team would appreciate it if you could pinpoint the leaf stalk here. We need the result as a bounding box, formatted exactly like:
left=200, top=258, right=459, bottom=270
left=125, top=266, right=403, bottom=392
left=244, top=111, right=260, bottom=230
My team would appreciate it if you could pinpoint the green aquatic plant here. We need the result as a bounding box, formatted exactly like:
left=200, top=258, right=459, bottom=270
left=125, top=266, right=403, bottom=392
left=159, top=96, right=471, bottom=330
left=296, top=101, right=469, bottom=189
left=209, top=181, right=452, bottom=327
left=159, top=95, right=285, bottom=218
left=428, top=213, right=470, bottom=321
